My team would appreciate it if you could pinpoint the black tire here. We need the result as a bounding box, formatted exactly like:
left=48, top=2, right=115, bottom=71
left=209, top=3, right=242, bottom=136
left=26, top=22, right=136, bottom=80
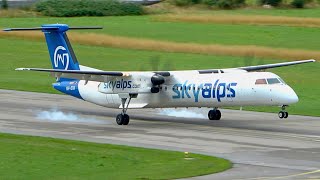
left=278, top=111, right=284, bottom=119
left=215, top=110, right=221, bottom=120
left=116, top=114, right=124, bottom=125
left=284, top=112, right=288, bottom=118
left=208, top=110, right=216, bottom=120
left=123, top=114, right=130, bottom=125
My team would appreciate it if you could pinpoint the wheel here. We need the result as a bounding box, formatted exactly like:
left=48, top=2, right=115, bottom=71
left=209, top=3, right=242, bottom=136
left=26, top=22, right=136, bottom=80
left=208, top=110, right=221, bottom=120
left=278, top=111, right=284, bottom=119
left=122, top=114, right=130, bottom=125
left=215, top=110, right=221, bottom=120
left=208, top=110, right=216, bottom=120
left=208, top=110, right=213, bottom=120
left=116, top=114, right=124, bottom=125
left=284, top=112, right=288, bottom=118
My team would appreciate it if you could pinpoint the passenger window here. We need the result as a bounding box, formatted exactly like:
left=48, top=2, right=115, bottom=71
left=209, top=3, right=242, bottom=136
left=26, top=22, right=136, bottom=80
left=267, top=78, right=280, bottom=84
left=255, top=79, right=267, bottom=85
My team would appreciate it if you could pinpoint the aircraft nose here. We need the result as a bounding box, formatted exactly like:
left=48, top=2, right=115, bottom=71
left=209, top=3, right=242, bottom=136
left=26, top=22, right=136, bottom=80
left=285, top=86, right=299, bottom=104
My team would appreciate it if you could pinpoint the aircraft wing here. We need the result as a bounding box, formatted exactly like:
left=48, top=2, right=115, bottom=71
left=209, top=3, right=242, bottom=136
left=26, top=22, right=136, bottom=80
left=15, top=68, right=128, bottom=82
left=237, top=59, right=316, bottom=72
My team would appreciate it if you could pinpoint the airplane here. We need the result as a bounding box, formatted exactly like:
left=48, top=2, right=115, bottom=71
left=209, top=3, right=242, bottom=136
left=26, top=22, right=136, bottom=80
left=3, top=24, right=316, bottom=125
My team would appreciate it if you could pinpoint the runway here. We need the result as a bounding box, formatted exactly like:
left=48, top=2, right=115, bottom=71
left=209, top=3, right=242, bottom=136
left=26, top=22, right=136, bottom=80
left=1, top=89, right=320, bottom=179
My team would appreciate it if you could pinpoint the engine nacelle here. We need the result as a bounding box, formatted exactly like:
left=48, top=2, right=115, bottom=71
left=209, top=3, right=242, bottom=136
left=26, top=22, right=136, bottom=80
left=151, top=74, right=165, bottom=86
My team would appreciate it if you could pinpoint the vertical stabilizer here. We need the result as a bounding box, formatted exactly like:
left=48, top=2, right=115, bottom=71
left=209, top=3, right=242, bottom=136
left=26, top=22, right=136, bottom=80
left=42, top=24, right=80, bottom=70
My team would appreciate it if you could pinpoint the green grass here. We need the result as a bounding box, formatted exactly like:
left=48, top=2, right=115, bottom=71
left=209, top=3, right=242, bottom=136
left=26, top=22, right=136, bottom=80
left=0, top=133, right=231, bottom=179
left=194, top=8, right=320, bottom=18
left=0, top=38, right=319, bottom=116
left=1, top=16, right=320, bottom=51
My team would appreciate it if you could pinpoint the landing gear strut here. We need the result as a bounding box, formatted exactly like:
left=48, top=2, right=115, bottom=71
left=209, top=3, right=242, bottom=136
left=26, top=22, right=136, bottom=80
left=278, top=105, right=288, bottom=119
left=208, top=108, right=221, bottom=120
left=116, top=96, right=132, bottom=125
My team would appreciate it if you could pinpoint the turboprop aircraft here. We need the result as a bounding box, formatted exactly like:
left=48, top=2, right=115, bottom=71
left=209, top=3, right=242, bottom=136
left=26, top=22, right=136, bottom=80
left=4, top=24, right=316, bottom=125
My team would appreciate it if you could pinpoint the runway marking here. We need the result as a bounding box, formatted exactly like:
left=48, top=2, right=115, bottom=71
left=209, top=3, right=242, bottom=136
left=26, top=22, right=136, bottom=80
left=237, top=169, right=320, bottom=180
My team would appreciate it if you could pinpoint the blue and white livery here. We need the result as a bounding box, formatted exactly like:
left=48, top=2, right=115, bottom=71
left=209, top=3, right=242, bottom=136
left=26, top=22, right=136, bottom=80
left=4, top=24, right=316, bottom=125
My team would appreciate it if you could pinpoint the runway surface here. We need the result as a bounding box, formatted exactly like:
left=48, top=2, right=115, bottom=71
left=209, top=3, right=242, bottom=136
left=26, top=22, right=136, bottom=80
left=1, top=89, right=320, bottom=179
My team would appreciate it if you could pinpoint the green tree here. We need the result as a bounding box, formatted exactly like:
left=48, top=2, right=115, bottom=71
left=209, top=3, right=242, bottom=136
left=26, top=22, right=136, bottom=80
left=259, top=0, right=282, bottom=6
left=2, top=0, right=8, bottom=9
left=291, top=0, right=305, bottom=8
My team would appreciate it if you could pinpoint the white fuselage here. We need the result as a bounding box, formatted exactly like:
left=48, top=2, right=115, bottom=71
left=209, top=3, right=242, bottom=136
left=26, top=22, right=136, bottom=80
left=61, top=70, right=298, bottom=109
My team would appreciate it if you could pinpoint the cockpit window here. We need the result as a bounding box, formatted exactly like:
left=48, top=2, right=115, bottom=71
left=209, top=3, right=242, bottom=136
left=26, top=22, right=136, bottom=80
left=255, top=79, right=267, bottom=85
left=267, top=78, right=281, bottom=84
left=278, top=78, right=286, bottom=84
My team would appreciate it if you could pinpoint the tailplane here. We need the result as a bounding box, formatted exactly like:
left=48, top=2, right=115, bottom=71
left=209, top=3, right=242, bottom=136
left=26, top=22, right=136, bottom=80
left=4, top=24, right=102, bottom=70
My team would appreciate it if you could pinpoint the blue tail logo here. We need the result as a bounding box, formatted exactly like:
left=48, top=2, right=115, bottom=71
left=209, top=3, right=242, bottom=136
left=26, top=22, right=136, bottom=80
left=54, top=46, right=69, bottom=70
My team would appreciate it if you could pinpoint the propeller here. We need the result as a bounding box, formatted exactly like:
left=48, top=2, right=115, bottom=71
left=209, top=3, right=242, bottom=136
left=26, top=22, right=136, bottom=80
left=139, top=55, right=175, bottom=71
left=141, top=55, right=174, bottom=93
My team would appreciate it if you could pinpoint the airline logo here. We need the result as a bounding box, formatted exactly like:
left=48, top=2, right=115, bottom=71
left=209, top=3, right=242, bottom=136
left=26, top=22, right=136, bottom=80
left=103, top=79, right=133, bottom=90
left=172, top=80, right=237, bottom=102
left=54, top=46, right=69, bottom=70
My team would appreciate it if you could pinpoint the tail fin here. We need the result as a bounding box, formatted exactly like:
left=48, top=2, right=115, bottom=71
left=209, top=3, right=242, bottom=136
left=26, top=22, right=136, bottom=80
left=43, top=24, right=79, bottom=70
left=4, top=24, right=102, bottom=70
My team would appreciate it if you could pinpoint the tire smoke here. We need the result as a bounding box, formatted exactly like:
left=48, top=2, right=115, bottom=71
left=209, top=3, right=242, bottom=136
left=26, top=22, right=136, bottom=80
left=158, top=108, right=205, bottom=119
left=35, top=108, right=103, bottom=124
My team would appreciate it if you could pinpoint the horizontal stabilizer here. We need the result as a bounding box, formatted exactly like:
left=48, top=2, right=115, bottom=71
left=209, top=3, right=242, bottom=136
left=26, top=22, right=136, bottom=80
left=239, top=59, right=316, bottom=72
left=3, top=27, right=58, bottom=31
left=3, top=26, right=102, bottom=32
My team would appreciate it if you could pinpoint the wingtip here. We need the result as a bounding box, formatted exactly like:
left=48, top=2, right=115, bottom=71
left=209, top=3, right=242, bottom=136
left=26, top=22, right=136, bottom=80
left=15, top=68, right=29, bottom=71
left=3, top=28, right=11, bottom=31
left=301, top=59, right=316, bottom=63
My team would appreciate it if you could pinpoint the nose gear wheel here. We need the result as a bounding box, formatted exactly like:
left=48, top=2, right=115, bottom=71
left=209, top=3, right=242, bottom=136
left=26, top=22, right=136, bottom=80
left=278, top=105, right=289, bottom=119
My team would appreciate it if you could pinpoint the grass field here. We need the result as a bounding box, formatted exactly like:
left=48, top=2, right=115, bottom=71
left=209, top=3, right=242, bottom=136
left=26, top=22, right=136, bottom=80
left=2, top=31, right=319, bottom=60
left=1, top=16, right=320, bottom=51
left=0, top=133, right=231, bottom=179
left=188, top=8, right=320, bottom=18
left=156, top=14, right=320, bottom=27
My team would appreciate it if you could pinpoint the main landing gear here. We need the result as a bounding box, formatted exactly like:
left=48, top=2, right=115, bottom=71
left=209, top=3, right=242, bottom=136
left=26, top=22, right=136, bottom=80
left=278, top=105, right=289, bottom=119
left=116, top=97, right=132, bottom=125
left=208, top=108, right=221, bottom=120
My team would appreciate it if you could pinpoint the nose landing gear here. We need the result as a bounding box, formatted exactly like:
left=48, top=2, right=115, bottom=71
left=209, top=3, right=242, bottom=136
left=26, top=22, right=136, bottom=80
left=208, top=108, right=221, bottom=120
left=278, top=105, right=288, bottom=119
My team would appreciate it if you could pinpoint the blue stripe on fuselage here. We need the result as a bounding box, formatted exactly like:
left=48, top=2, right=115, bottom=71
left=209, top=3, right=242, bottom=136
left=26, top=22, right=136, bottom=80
left=53, top=80, right=83, bottom=100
